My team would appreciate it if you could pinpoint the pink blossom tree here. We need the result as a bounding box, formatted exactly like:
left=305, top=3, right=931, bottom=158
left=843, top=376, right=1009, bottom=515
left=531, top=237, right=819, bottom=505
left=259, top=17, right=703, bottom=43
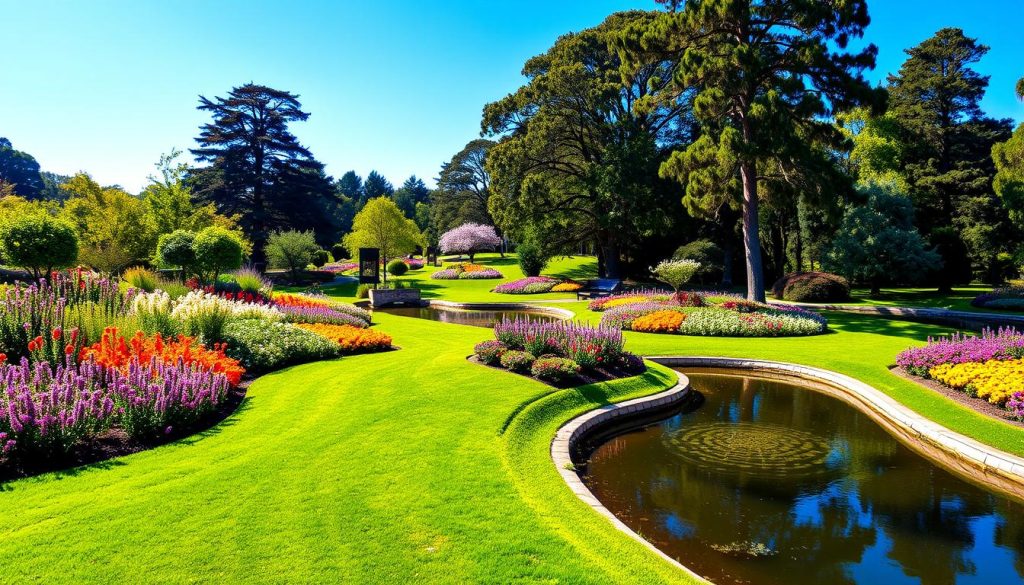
left=438, top=223, right=502, bottom=262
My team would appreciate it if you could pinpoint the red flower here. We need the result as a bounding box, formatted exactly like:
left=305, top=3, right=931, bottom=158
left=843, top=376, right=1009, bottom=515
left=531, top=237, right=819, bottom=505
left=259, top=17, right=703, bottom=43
left=52, top=327, right=62, bottom=341
left=65, top=344, right=75, bottom=355
left=0, top=353, right=6, bottom=364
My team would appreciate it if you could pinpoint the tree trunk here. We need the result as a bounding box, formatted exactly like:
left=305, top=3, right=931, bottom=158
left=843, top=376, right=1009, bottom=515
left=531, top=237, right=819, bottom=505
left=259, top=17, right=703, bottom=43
left=740, top=161, right=766, bottom=302
left=721, top=241, right=734, bottom=288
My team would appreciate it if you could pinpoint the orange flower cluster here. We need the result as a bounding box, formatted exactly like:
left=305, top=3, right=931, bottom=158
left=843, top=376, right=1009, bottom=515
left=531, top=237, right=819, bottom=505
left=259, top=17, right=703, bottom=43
left=631, top=310, right=686, bottom=333
left=551, top=282, right=583, bottom=292
left=273, top=292, right=332, bottom=309
left=79, top=327, right=245, bottom=385
left=296, top=323, right=392, bottom=353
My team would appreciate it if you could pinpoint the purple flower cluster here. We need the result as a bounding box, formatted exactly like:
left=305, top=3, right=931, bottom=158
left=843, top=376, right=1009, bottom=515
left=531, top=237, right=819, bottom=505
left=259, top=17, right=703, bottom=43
left=431, top=269, right=460, bottom=280
left=1, top=354, right=229, bottom=458
left=404, top=258, right=425, bottom=270
left=459, top=269, right=503, bottom=279
left=278, top=304, right=369, bottom=328
left=895, top=328, right=1024, bottom=376
left=493, top=277, right=558, bottom=294
left=587, top=289, right=671, bottom=311
left=493, top=318, right=625, bottom=364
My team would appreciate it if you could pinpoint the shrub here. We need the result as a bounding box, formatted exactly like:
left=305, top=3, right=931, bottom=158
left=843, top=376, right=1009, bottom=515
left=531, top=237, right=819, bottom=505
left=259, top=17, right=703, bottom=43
left=438, top=223, right=502, bottom=262
left=232, top=267, right=272, bottom=295
left=0, top=215, right=79, bottom=279
left=474, top=340, right=507, bottom=365
left=895, top=328, right=1024, bottom=376
left=330, top=244, right=347, bottom=262
left=500, top=350, right=536, bottom=373
left=386, top=259, right=409, bottom=277
left=673, top=239, right=723, bottom=284
left=652, top=259, right=701, bottom=292
left=494, top=318, right=625, bottom=363
left=431, top=269, right=460, bottom=280
left=157, top=230, right=196, bottom=277
left=531, top=357, right=581, bottom=382
left=771, top=272, right=850, bottom=302
left=170, top=291, right=283, bottom=343
left=123, top=266, right=158, bottom=292
left=265, top=230, right=319, bottom=283
left=516, top=236, right=548, bottom=277
left=132, top=291, right=177, bottom=335
left=312, top=249, right=331, bottom=268
left=194, top=226, right=243, bottom=282
left=459, top=268, right=502, bottom=279
left=296, top=323, right=392, bottom=353
left=221, top=320, right=339, bottom=374
left=356, top=284, right=372, bottom=299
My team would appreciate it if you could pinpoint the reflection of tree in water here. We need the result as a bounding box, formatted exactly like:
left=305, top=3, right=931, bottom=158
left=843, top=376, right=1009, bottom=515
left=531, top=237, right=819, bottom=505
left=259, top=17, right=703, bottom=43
left=586, top=373, right=1024, bottom=585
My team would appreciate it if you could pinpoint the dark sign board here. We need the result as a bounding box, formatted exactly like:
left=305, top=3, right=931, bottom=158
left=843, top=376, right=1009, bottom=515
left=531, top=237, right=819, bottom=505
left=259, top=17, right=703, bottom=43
left=427, top=246, right=438, bottom=267
left=359, top=248, right=380, bottom=284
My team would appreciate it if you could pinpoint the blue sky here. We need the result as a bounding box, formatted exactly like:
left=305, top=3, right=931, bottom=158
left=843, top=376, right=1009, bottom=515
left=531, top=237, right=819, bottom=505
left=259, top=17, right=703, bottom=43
left=2, top=0, right=1022, bottom=193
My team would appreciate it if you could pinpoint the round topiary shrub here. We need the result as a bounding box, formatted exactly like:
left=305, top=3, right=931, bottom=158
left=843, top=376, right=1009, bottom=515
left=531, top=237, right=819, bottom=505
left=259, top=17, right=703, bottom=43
left=531, top=357, right=581, bottom=382
left=312, top=249, right=331, bottom=268
left=500, top=350, right=536, bottom=373
left=386, top=259, right=409, bottom=277
left=771, top=272, right=850, bottom=303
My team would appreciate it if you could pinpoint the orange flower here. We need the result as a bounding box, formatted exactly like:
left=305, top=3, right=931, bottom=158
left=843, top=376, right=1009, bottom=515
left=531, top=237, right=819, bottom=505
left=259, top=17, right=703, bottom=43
left=79, top=327, right=245, bottom=385
left=273, top=292, right=333, bottom=309
left=631, top=310, right=686, bottom=333
left=296, top=323, right=392, bottom=353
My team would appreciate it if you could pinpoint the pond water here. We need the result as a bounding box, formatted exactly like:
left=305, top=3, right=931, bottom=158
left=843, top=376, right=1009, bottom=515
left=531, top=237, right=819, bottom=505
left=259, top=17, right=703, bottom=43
left=376, top=305, right=562, bottom=328
left=580, top=371, right=1024, bottom=585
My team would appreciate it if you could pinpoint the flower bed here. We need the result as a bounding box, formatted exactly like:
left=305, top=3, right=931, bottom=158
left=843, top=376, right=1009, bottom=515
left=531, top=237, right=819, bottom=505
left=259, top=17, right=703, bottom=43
left=593, top=290, right=826, bottom=337
left=472, top=318, right=645, bottom=386
left=972, top=287, right=1024, bottom=311
left=897, top=328, right=1024, bottom=417
left=296, top=323, right=393, bottom=353
left=322, top=262, right=358, bottom=274
left=430, top=263, right=503, bottom=280
left=493, top=277, right=560, bottom=294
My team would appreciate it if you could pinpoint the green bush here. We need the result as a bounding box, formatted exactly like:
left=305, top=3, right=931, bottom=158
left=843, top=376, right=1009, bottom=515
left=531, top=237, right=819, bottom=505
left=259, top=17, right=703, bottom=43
left=474, top=340, right=507, bottom=365
left=500, top=350, right=536, bottom=373
left=0, top=214, right=78, bottom=278
left=771, top=272, right=850, bottom=303
left=157, top=230, right=197, bottom=277
left=123, top=266, right=158, bottom=292
left=222, top=320, right=339, bottom=374
left=673, top=239, right=723, bottom=284
left=194, top=227, right=243, bottom=282
left=265, top=230, right=319, bottom=283
left=516, top=233, right=548, bottom=277
left=330, top=244, right=347, bottom=262
left=531, top=357, right=581, bottom=382
left=386, top=259, right=409, bottom=277
left=312, top=249, right=331, bottom=268
left=356, top=284, right=372, bottom=299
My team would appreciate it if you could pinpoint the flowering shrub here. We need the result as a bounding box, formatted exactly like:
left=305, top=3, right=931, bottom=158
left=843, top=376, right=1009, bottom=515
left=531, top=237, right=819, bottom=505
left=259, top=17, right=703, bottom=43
left=221, top=320, right=339, bottom=374
left=1008, top=392, right=1024, bottom=420
left=500, top=350, right=535, bottom=373
left=277, top=305, right=369, bottom=328
left=494, top=319, right=625, bottom=365
left=493, top=277, right=558, bottom=294
left=171, top=291, right=284, bottom=342
left=474, top=340, right=507, bottom=365
left=403, top=258, right=425, bottom=270
left=673, top=291, right=705, bottom=307
left=531, top=357, right=581, bottom=382
left=551, top=282, right=582, bottom=292
left=588, top=290, right=671, bottom=311
left=651, top=259, right=701, bottom=291
left=79, top=327, right=244, bottom=386
left=132, top=291, right=176, bottom=335
left=677, top=308, right=825, bottom=337
left=438, top=223, right=502, bottom=259
left=631, top=310, right=686, bottom=333
left=972, top=287, right=1024, bottom=311
left=928, top=359, right=1024, bottom=406
left=895, top=328, right=1024, bottom=376
left=296, top=323, right=392, bottom=353
left=431, top=263, right=503, bottom=279
left=322, top=262, right=359, bottom=274
left=459, top=268, right=503, bottom=279
left=599, top=302, right=681, bottom=330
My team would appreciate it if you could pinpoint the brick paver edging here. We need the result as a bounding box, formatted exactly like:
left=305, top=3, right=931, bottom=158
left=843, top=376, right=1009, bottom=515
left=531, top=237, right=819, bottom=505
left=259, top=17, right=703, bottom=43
left=553, top=357, right=1024, bottom=582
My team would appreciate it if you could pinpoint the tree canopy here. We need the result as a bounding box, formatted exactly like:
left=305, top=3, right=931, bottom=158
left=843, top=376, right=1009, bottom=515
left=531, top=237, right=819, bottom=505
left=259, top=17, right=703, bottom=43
left=342, top=197, right=422, bottom=283
left=0, top=138, right=45, bottom=199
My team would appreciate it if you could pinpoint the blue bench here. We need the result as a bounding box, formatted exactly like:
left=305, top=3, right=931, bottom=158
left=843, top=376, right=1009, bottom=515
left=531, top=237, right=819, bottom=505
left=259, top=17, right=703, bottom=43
left=576, top=278, right=622, bottom=300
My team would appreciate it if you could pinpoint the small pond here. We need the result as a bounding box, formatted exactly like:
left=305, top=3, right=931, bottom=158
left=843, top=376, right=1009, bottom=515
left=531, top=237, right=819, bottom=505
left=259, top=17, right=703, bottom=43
left=580, top=370, right=1024, bottom=585
left=377, top=305, right=563, bottom=328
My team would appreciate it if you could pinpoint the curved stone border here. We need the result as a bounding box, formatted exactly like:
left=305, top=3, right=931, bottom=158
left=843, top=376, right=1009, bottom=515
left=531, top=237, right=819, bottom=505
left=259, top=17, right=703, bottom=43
left=427, top=300, right=576, bottom=320
left=550, top=370, right=712, bottom=584
left=647, top=357, right=1024, bottom=499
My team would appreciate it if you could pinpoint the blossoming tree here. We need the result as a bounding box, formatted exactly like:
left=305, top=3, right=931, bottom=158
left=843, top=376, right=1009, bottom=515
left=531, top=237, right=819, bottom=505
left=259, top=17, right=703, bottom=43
left=438, top=223, right=502, bottom=262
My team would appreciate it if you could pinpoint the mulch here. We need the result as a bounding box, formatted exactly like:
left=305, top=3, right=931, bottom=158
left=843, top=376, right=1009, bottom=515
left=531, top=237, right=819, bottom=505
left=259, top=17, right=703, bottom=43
left=890, top=366, right=1024, bottom=429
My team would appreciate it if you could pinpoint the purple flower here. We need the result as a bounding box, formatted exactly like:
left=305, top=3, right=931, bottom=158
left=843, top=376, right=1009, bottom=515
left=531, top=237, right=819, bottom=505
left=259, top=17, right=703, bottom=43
left=896, top=327, right=1024, bottom=376
left=438, top=223, right=502, bottom=256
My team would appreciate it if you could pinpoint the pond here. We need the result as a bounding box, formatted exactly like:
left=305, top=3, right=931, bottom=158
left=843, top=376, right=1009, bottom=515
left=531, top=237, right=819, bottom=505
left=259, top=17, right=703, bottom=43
left=580, top=370, right=1024, bottom=585
left=376, top=305, right=563, bottom=328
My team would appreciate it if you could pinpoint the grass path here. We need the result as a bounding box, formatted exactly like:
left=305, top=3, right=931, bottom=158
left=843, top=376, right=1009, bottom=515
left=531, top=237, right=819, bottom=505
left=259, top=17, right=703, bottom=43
left=2, top=255, right=1022, bottom=583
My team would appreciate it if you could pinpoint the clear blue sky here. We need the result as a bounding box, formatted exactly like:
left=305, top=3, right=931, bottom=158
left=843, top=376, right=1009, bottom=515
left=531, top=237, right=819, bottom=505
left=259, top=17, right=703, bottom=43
left=2, top=0, right=1022, bottom=194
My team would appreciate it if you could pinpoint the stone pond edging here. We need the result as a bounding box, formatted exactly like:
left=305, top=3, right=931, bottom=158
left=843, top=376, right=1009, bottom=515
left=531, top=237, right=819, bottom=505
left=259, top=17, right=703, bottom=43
left=426, top=300, right=576, bottom=319
left=552, top=357, right=1024, bottom=582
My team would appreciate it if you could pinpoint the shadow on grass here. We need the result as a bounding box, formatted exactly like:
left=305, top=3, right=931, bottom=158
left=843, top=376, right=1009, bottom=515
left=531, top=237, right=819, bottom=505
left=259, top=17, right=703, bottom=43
left=824, top=311, right=958, bottom=339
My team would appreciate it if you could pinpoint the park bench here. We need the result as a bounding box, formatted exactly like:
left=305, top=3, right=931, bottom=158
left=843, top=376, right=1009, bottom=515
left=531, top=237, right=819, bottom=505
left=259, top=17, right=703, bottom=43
left=576, top=278, right=622, bottom=300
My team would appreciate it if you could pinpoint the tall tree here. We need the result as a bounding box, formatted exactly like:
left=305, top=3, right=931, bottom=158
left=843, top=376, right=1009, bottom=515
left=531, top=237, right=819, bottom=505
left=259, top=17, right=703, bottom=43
left=992, top=77, right=1024, bottom=230
left=392, top=175, right=430, bottom=218
left=190, top=83, right=338, bottom=260
left=637, top=0, right=881, bottom=301
left=484, top=11, right=691, bottom=278
left=59, top=173, right=154, bottom=272
left=0, top=138, right=45, bottom=199
left=342, top=197, right=422, bottom=284
left=433, top=139, right=495, bottom=232
left=362, top=170, right=394, bottom=205
left=337, top=171, right=364, bottom=200
left=887, top=28, right=1014, bottom=284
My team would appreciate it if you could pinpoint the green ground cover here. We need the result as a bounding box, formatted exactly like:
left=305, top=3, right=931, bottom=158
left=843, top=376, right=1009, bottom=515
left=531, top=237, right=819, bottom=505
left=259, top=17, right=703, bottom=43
left=2, top=253, right=1021, bottom=583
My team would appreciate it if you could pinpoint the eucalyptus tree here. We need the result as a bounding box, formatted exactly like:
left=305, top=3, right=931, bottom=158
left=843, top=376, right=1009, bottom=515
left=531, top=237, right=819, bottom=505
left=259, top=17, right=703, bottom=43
left=630, top=0, right=882, bottom=301
left=483, top=10, right=691, bottom=278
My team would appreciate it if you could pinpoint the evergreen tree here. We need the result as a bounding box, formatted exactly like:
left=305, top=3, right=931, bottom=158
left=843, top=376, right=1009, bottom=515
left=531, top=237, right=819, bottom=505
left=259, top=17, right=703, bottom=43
left=636, top=0, right=882, bottom=301
left=362, top=170, right=394, bottom=205
left=887, top=28, right=1015, bottom=283
left=433, top=139, right=495, bottom=232
left=392, top=175, right=430, bottom=219
left=337, top=171, right=363, bottom=201
left=189, top=83, right=338, bottom=260
left=0, top=138, right=45, bottom=199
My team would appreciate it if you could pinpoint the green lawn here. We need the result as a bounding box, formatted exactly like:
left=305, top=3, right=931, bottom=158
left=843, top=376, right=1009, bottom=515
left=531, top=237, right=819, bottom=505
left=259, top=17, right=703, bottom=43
left=2, top=255, right=1023, bottom=583
left=818, top=286, right=996, bottom=313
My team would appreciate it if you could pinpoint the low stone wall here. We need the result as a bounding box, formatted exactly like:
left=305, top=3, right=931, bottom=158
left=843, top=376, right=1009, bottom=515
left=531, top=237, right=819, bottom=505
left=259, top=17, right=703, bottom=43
left=368, top=288, right=422, bottom=307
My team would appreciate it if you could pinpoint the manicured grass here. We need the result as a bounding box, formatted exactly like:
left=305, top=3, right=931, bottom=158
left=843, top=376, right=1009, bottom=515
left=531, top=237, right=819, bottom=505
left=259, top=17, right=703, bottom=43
left=4, top=259, right=1023, bottom=583
left=808, top=286, right=997, bottom=313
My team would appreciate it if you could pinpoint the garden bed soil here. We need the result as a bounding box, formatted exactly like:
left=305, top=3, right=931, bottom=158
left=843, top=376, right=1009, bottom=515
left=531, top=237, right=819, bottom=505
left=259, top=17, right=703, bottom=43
left=468, top=355, right=647, bottom=389
left=0, top=381, right=250, bottom=483
left=891, top=366, right=1024, bottom=429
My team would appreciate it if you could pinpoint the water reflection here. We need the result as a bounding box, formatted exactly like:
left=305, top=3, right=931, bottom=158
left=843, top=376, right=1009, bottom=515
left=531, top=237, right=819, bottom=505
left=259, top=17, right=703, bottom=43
left=581, top=372, right=1024, bottom=585
left=377, top=305, right=561, bottom=328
